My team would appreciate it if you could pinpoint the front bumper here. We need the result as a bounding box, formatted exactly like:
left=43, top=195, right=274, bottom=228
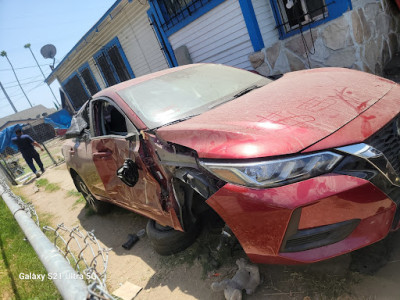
left=206, top=174, right=396, bottom=264
left=206, top=113, right=400, bottom=264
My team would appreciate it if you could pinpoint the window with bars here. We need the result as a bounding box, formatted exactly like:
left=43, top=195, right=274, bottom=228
left=152, top=0, right=221, bottom=33
left=279, top=0, right=327, bottom=31
left=79, top=65, right=99, bottom=96
left=94, top=37, right=134, bottom=87
left=63, top=74, right=89, bottom=109
left=271, top=0, right=351, bottom=39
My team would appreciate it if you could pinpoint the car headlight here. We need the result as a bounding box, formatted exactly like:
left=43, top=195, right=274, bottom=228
left=199, top=152, right=342, bottom=188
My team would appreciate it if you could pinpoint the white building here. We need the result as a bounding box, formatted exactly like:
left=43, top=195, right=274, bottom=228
left=46, top=0, right=400, bottom=110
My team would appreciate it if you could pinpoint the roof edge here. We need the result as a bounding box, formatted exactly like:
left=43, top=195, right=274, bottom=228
left=45, top=0, right=123, bottom=84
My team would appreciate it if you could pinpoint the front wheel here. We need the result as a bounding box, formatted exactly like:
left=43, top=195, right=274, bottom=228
left=146, top=219, right=202, bottom=256
left=74, top=175, right=112, bottom=215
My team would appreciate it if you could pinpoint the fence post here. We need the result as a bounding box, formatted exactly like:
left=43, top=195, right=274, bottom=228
left=0, top=183, right=89, bottom=300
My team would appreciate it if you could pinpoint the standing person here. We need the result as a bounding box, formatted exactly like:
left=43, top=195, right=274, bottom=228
left=11, top=129, right=45, bottom=178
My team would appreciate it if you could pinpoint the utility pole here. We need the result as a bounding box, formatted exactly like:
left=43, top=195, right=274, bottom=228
left=24, top=43, right=60, bottom=106
left=0, top=82, right=17, bottom=113
left=0, top=50, right=33, bottom=108
left=0, top=81, right=18, bottom=113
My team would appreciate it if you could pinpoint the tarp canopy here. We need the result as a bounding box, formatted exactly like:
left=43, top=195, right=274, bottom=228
left=44, top=109, right=72, bottom=129
left=0, top=124, right=23, bottom=153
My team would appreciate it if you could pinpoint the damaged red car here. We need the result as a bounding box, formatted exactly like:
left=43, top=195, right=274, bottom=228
left=63, top=63, right=400, bottom=264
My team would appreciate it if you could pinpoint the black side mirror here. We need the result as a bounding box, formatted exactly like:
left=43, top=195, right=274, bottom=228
left=117, top=159, right=139, bottom=187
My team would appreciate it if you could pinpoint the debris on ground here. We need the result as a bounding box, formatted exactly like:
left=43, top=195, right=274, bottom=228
left=112, top=281, right=142, bottom=300
left=211, top=258, right=260, bottom=300
left=122, top=234, right=139, bottom=250
left=122, top=229, right=146, bottom=250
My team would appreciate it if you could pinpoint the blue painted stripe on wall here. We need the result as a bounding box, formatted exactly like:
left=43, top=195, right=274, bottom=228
left=238, top=0, right=265, bottom=52
left=148, top=1, right=178, bottom=66
left=147, top=9, right=177, bottom=67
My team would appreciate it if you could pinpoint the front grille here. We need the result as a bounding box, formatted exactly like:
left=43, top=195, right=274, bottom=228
left=366, top=116, right=400, bottom=176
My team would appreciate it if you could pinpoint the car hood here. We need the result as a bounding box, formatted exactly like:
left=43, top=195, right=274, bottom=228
left=156, top=68, right=395, bottom=159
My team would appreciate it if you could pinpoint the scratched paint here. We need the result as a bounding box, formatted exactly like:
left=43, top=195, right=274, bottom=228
left=157, top=68, right=394, bottom=159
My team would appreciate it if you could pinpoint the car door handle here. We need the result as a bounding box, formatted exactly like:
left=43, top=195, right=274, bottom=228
left=93, top=151, right=113, bottom=159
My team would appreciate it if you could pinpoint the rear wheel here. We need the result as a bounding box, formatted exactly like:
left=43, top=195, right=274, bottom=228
left=146, top=219, right=202, bottom=256
left=74, top=175, right=112, bottom=214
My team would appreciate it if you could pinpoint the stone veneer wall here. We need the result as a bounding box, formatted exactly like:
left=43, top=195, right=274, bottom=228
left=249, top=0, right=400, bottom=76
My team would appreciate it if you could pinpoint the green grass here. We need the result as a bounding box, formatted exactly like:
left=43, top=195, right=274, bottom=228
left=67, top=190, right=81, bottom=198
left=0, top=198, right=60, bottom=299
left=35, top=179, right=60, bottom=193
left=35, top=178, right=49, bottom=187
left=45, top=183, right=60, bottom=192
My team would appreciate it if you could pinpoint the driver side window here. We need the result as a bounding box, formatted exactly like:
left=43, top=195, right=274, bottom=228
left=93, top=100, right=128, bottom=136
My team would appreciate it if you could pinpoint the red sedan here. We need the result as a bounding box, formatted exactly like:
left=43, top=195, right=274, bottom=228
left=63, top=64, right=400, bottom=264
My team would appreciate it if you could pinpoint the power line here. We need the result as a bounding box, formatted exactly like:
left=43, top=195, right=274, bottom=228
left=2, top=74, right=43, bottom=85
left=4, top=79, right=44, bottom=89
left=0, top=64, right=52, bottom=72
left=26, top=81, right=46, bottom=94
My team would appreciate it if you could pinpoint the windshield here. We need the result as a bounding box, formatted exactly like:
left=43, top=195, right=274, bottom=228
left=117, top=64, right=271, bottom=129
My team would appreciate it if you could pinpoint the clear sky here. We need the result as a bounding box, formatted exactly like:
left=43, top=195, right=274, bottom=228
left=0, top=0, right=116, bottom=118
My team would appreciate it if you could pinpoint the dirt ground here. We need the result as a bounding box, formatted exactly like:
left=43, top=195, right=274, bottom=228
left=14, top=162, right=400, bottom=300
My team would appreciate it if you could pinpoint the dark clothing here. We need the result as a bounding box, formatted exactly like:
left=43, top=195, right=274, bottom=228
left=12, top=134, right=36, bottom=156
left=12, top=134, right=44, bottom=173
left=22, top=151, right=44, bottom=174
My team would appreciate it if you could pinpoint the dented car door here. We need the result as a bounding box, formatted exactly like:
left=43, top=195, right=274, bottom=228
left=89, top=98, right=167, bottom=217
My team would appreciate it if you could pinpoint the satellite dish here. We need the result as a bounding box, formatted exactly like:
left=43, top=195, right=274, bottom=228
left=40, top=44, right=57, bottom=59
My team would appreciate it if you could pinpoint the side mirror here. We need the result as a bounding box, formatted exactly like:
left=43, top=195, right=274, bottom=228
left=117, top=159, right=139, bottom=187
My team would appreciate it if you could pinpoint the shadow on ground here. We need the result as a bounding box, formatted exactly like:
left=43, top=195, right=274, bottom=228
left=76, top=202, right=400, bottom=299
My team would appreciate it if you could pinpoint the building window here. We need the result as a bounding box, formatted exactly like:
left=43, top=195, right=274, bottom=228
left=150, top=0, right=225, bottom=35
left=79, top=63, right=100, bottom=96
left=278, top=0, right=327, bottom=31
left=270, top=0, right=351, bottom=39
left=94, top=37, right=135, bottom=87
left=62, top=73, right=89, bottom=109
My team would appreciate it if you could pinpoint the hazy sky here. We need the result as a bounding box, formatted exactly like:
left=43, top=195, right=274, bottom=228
left=0, top=0, right=116, bottom=118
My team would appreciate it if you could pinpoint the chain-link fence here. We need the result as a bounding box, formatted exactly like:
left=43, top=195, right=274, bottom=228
left=0, top=120, right=65, bottom=184
left=0, top=179, right=115, bottom=299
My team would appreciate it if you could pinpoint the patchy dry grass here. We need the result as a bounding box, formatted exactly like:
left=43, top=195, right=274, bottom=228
left=35, top=178, right=49, bottom=188
left=67, top=189, right=81, bottom=198
left=35, top=178, right=60, bottom=192
left=45, top=183, right=60, bottom=192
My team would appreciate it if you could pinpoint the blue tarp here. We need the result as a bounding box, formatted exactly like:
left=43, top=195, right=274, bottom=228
left=44, top=109, right=72, bottom=129
left=0, top=124, right=23, bottom=153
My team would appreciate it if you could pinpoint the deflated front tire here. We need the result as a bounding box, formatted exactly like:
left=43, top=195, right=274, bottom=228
left=146, top=219, right=202, bottom=256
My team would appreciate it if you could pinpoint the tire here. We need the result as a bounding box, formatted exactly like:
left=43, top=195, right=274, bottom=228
left=74, top=175, right=112, bottom=215
left=146, top=219, right=202, bottom=256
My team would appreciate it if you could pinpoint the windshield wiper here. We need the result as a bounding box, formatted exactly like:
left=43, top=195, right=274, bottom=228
left=207, top=85, right=262, bottom=110
left=233, top=85, right=261, bottom=98
left=155, top=114, right=200, bottom=129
